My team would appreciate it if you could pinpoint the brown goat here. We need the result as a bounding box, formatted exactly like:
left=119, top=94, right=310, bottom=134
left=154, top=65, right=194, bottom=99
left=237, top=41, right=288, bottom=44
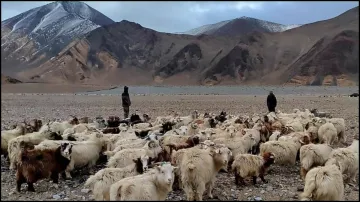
left=166, top=136, right=200, bottom=151
left=107, top=116, right=121, bottom=127
left=16, top=144, right=71, bottom=192
left=152, top=146, right=175, bottom=163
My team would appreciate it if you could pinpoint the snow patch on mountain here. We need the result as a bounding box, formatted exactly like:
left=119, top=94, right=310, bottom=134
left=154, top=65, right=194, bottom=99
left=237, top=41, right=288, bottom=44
left=1, top=1, right=114, bottom=58
left=177, top=17, right=302, bottom=35
left=178, top=20, right=231, bottom=35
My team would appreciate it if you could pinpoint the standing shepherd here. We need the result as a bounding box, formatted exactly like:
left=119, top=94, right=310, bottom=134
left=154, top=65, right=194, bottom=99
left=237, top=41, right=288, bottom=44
left=267, top=91, right=277, bottom=112
left=122, top=86, right=131, bottom=119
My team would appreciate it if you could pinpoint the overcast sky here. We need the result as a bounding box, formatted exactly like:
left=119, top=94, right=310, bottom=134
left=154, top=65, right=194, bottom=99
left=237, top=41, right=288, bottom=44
left=1, top=1, right=359, bottom=33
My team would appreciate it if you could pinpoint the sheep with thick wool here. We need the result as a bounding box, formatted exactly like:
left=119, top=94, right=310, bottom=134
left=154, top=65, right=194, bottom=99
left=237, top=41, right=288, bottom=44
left=104, top=139, right=151, bottom=157
left=107, top=140, right=162, bottom=168
left=179, top=110, right=199, bottom=126
left=231, top=152, right=275, bottom=186
left=62, top=127, right=102, bottom=140
left=299, top=143, right=333, bottom=180
left=7, top=129, right=63, bottom=170
left=84, top=155, right=153, bottom=200
left=326, top=118, right=346, bottom=144
left=63, top=123, right=90, bottom=135
left=300, top=164, right=344, bottom=201
left=260, top=136, right=310, bottom=165
left=324, top=140, right=359, bottom=183
left=106, top=132, right=139, bottom=151
left=318, top=122, right=338, bottom=145
left=180, top=145, right=232, bottom=201
left=304, top=122, right=319, bottom=143
left=243, top=125, right=263, bottom=154
left=284, top=119, right=304, bottom=133
left=226, top=134, right=257, bottom=158
left=269, top=130, right=281, bottom=141
left=109, top=162, right=177, bottom=201
left=278, top=131, right=311, bottom=143
left=347, top=139, right=359, bottom=154
left=186, top=122, right=200, bottom=136
left=1, top=124, right=27, bottom=157
left=39, top=117, right=79, bottom=135
left=211, top=125, right=238, bottom=140
left=170, top=148, right=188, bottom=190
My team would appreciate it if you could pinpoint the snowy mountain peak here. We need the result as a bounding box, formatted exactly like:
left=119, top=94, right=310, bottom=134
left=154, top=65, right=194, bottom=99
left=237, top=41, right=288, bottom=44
left=1, top=1, right=114, bottom=71
left=178, top=17, right=302, bottom=36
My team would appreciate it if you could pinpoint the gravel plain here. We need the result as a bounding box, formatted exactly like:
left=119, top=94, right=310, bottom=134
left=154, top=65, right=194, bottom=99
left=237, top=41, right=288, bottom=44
left=1, top=93, right=359, bottom=201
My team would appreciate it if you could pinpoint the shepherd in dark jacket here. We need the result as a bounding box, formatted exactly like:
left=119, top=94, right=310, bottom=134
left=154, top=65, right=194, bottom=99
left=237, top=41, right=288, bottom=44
left=267, top=91, right=277, bottom=112
left=122, top=86, right=131, bottom=119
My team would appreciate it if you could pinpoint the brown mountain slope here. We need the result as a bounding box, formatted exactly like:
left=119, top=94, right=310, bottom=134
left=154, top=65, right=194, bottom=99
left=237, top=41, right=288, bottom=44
left=1, top=1, right=114, bottom=77
left=16, top=21, right=241, bottom=85
left=201, top=6, right=359, bottom=86
left=11, top=6, right=360, bottom=86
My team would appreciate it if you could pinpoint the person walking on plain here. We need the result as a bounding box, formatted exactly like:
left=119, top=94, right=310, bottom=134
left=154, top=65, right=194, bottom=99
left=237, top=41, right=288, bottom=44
left=122, top=86, right=131, bottom=119
left=267, top=91, right=277, bottom=113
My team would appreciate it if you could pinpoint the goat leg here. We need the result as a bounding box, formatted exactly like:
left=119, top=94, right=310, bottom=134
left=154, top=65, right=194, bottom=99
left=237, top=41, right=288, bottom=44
left=51, top=172, right=59, bottom=183
left=27, top=182, right=35, bottom=192
left=235, top=172, right=246, bottom=186
left=252, top=176, right=257, bottom=185
left=300, top=167, right=307, bottom=180
left=234, top=172, right=240, bottom=185
left=259, top=174, right=268, bottom=183
left=16, top=171, right=25, bottom=192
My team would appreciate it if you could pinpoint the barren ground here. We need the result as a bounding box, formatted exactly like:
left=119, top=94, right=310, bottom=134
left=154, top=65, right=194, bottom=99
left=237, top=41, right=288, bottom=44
left=1, top=93, right=359, bottom=201
left=1, top=83, right=115, bottom=94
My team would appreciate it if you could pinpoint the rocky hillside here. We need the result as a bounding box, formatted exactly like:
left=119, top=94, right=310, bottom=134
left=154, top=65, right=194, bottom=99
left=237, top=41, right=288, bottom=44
left=1, top=74, right=22, bottom=84
left=177, top=16, right=301, bottom=36
left=2, top=4, right=358, bottom=86
left=1, top=1, right=114, bottom=76
left=16, top=20, right=242, bottom=85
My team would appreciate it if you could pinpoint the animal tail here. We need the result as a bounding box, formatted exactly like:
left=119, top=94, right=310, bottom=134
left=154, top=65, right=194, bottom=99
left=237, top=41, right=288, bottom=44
left=109, top=183, right=122, bottom=201
left=110, top=182, right=134, bottom=201
left=84, top=174, right=100, bottom=189
left=299, top=170, right=319, bottom=200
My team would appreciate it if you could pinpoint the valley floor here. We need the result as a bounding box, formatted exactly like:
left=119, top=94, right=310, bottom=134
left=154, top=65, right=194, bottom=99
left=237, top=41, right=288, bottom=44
left=1, top=83, right=115, bottom=94
left=1, top=94, right=359, bottom=201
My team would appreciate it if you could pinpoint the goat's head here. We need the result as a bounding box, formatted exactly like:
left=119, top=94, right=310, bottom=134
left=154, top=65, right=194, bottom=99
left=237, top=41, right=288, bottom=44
left=60, top=143, right=73, bottom=160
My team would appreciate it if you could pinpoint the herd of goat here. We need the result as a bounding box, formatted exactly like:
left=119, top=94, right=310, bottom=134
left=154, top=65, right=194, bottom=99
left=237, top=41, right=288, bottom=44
left=1, top=108, right=358, bottom=201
